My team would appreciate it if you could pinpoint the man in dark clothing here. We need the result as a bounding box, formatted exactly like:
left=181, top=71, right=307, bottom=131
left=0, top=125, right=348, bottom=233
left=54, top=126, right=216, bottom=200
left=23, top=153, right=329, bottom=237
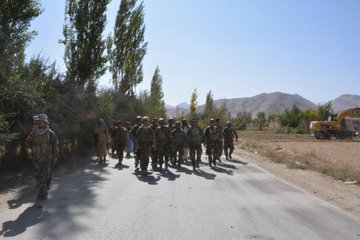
left=186, top=118, right=204, bottom=171
left=204, top=118, right=220, bottom=168
left=135, top=116, right=155, bottom=174
left=223, top=121, right=238, bottom=160
left=155, top=118, right=171, bottom=170
left=130, top=116, right=142, bottom=168
left=171, top=121, right=187, bottom=167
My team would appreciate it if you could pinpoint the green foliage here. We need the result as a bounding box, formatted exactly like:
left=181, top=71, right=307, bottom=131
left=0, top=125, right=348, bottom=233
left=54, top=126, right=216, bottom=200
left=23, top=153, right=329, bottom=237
left=234, top=111, right=253, bottom=130
left=144, top=66, right=166, bottom=118
left=204, top=91, right=214, bottom=118
left=61, top=0, right=110, bottom=97
left=188, top=89, right=198, bottom=119
left=277, top=104, right=305, bottom=132
left=108, top=0, right=147, bottom=95
left=317, top=102, right=333, bottom=121
left=255, top=112, right=266, bottom=130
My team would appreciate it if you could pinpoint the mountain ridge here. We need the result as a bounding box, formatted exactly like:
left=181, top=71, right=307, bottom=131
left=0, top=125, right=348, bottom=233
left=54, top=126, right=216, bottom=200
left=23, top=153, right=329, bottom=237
left=166, top=92, right=360, bottom=117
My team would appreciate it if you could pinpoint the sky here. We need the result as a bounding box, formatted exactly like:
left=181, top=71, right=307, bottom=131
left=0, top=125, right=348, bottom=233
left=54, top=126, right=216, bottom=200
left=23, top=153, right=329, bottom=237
left=26, top=0, right=360, bottom=106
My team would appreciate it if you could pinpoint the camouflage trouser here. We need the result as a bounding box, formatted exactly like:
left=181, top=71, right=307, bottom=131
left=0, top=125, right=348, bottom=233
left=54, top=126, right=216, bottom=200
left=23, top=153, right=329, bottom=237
left=206, top=141, right=219, bottom=166
left=217, top=140, right=223, bottom=159
left=138, top=145, right=151, bottom=171
left=173, top=145, right=185, bottom=166
left=33, top=159, right=52, bottom=201
left=224, top=141, right=234, bottom=156
left=115, top=142, right=126, bottom=163
left=151, top=145, right=157, bottom=168
left=157, top=144, right=170, bottom=168
left=189, top=144, right=202, bottom=167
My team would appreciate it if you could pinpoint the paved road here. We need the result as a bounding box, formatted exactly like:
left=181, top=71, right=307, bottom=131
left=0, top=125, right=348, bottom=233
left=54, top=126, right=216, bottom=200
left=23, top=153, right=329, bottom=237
left=1, top=153, right=360, bottom=240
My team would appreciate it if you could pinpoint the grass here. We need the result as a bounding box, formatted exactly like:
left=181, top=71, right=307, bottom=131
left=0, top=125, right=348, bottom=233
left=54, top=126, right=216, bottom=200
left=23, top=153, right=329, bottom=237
left=237, top=130, right=360, bottom=184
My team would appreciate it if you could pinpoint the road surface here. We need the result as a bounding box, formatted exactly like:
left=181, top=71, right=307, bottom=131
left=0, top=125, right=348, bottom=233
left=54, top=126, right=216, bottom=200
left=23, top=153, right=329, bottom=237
left=1, top=153, right=360, bottom=240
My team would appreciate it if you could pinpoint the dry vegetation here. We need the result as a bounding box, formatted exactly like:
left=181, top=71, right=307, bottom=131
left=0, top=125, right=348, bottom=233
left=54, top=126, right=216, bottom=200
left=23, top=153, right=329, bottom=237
left=236, top=130, right=360, bottom=184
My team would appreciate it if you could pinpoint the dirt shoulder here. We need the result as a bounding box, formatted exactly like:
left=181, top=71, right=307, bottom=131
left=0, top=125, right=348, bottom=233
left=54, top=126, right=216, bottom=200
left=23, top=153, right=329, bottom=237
left=234, top=135, right=360, bottom=220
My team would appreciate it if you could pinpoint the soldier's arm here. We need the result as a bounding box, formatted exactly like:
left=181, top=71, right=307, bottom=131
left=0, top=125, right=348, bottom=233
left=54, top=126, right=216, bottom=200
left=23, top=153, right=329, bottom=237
left=233, top=129, right=238, bottom=141
left=50, top=131, right=60, bottom=166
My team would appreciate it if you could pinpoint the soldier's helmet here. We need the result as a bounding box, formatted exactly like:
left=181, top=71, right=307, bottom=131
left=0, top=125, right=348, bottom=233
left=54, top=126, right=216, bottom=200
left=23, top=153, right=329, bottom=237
left=158, top=118, right=165, bottom=124
left=210, top=118, right=215, bottom=123
left=136, top=115, right=142, bottom=120
left=168, top=117, right=174, bottom=123
left=142, top=116, right=150, bottom=123
left=175, top=121, right=181, bottom=126
left=33, top=115, right=40, bottom=122
left=226, top=121, right=231, bottom=126
left=38, top=114, right=49, bottom=123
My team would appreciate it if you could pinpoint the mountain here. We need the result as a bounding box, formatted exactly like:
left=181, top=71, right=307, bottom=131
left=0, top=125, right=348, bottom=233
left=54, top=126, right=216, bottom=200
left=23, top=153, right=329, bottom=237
left=165, top=92, right=360, bottom=117
left=196, top=92, right=316, bottom=117
left=331, top=94, right=360, bottom=112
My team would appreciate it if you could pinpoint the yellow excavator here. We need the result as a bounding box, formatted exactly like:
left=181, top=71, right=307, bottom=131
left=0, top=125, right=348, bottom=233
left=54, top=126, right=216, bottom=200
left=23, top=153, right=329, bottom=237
left=309, top=107, right=360, bottom=139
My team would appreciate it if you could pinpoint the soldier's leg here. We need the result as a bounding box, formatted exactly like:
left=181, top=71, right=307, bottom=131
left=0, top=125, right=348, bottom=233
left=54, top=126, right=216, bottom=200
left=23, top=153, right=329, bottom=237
left=196, top=145, right=202, bottom=168
left=179, top=147, right=184, bottom=166
left=229, top=143, right=234, bottom=159
left=189, top=146, right=196, bottom=170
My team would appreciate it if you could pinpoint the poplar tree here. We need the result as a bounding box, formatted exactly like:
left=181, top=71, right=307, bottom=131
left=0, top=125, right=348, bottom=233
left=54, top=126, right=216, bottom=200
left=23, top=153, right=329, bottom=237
left=61, top=0, right=110, bottom=97
left=189, top=89, right=198, bottom=118
left=147, top=66, right=165, bottom=118
left=204, top=91, right=214, bottom=118
left=108, top=0, right=147, bottom=95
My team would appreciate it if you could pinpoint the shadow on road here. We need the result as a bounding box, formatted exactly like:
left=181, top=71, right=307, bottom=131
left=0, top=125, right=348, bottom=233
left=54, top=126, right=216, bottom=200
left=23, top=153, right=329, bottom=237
left=113, top=163, right=130, bottom=170
left=0, top=206, right=49, bottom=237
left=212, top=166, right=234, bottom=175
left=227, top=159, right=248, bottom=165
left=194, top=169, right=216, bottom=180
left=158, top=169, right=180, bottom=181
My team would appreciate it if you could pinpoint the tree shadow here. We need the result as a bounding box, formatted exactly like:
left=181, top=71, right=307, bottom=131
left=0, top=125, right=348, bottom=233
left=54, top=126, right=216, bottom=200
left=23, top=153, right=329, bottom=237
left=193, top=169, right=216, bottom=180
left=0, top=206, right=49, bottom=237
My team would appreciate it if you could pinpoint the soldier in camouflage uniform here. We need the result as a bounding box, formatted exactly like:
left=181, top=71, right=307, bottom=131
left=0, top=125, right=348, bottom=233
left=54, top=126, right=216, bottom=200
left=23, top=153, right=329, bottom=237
left=135, top=116, right=155, bottom=174
left=171, top=121, right=187, bottom=167
left=167, top=117, right=176, bottom=165
left=186, top=118, right=204, bottom=171
left=181, top=118, right=190, bottom=162
left=204, top=118, right=220, bottom=168
left=130, top=116, right=142, bottom=168
left=95, top=118, right=110, bottom=163
left=155, top=118, right=171, bottom=170
left=114, top=121, right=128, bottom=165
left=27, top=114, right=59, bottom=208
left=223, top=121, right=238, bottom=160
left=150, top=118, right=158, bottom=169
left=215, top=118, right=223, bottom=163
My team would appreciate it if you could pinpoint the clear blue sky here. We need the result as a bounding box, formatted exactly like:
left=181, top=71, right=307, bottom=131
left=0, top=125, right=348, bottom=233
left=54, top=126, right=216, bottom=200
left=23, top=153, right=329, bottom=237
left=26, top=0, right=360, bottom=106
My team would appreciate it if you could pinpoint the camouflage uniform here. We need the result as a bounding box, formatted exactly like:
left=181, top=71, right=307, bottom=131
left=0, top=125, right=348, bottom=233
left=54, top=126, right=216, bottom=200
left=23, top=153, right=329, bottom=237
left=155, top=118, right=171, bottom=169
left=114, top=121, right=128, bottom=164
left=223, top=121, right=238, bottom=159
left=135, top=117, right=155, bottom=174
left=171, top=122, right=187, bottom=167
left=187, top=119, right=204, bottom=171
left=215, top=118, right=223, bottom=162
left=27, top=114, right=59, bottom=207
left=204, top=119, right=220, bottom=167
left=181, top=119, right=190, bottom=161
left=151, top=118, right=159, bottom=169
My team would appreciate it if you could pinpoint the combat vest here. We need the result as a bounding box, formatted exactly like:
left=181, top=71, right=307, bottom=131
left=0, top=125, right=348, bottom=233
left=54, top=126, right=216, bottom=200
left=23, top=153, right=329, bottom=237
left=172, top=129, right=185, bottom=146
left=31, top=130, right=54, bottom=160
left=137, top=126, right=154, bottom=145
left=188, top=127, right=203, bottom=145
left=156, top=127, right=170, bottom=145
left=208, top=126, right=219, bottom=142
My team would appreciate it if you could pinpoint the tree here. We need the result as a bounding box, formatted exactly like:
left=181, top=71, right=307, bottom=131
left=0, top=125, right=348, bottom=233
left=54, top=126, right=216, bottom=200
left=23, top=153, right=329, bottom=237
left=255, top=112, right=266, bottom=130
left=61, top=0, right=110, bottom=97
left=108, top=0, right=147, bottom=95
left=317, top=102, right=333, bottom=121
left=145, top=66, right=166, bottom=118
left=234, top=111, right=252, bottom=130
left=204, top=91, right=214, bottom=118
left=277, top=105, right=304, bottom=131
left=189, top=89, right=198, bottom=119
left=0, top=0, right=42, bottom=84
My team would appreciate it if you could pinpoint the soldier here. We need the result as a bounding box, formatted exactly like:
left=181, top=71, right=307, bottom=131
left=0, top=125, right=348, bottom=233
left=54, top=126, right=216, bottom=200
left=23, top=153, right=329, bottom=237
left=223, top=121, right=238, bottom=160
left=204, top=118, right=220, bottom=168
left=171, top=121, right=187, bottom=167
left=167, top=117, right=176, bottom=164
left=155, top=118, right=171, bottom=170
left=27, top=114, right=59, bottom=208
left=95, top=118, right=110, bottom=163
left=187, top=118, right=204, bottom=171
left=110, top=121, right=117, bottom=157
left=181, top=118, right=190, bottom=162
left=215, top=118, right=224, bottom=162
left=150, top=118, right=158, bottom=169
left=130, top=116, right=142, bottom=168
left=114, top=121, right=128, bottom=165
left=135, top=116, right=155, bottom=174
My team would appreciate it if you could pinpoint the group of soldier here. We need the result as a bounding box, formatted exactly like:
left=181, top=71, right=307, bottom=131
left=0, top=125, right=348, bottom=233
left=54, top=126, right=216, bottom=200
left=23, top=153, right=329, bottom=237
left=107, top=116, right=238, bottom=175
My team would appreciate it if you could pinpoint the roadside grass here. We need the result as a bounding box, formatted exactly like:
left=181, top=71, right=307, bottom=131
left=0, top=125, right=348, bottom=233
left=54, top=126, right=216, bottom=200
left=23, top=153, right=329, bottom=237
left=237, top=130, right=360, bottom=184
